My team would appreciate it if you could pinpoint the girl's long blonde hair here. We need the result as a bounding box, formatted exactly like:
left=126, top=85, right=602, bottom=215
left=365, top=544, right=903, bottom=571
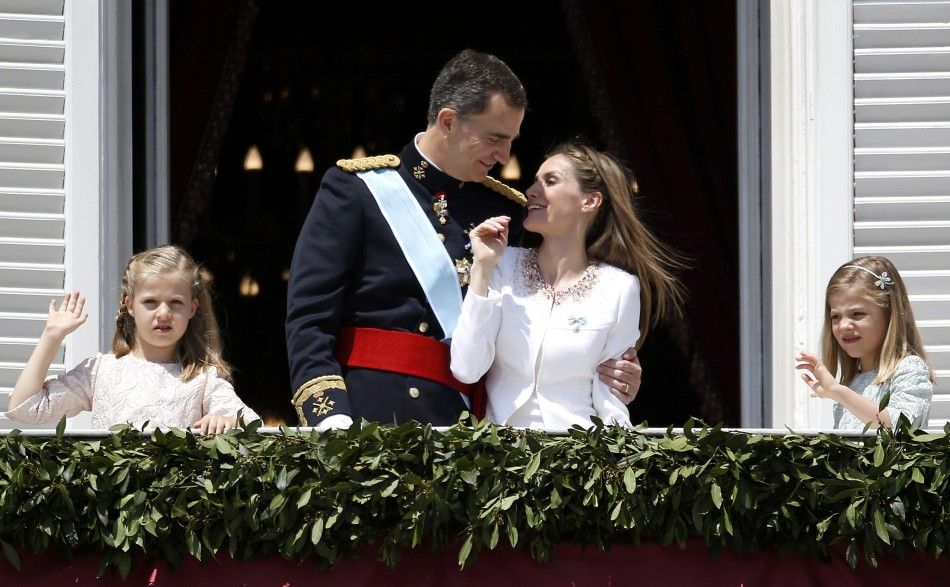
left=821, top=256, right=934, bottom=386
left=547, top=142, right=686, bottom=346
left=113, top=245, right=231, bottom=382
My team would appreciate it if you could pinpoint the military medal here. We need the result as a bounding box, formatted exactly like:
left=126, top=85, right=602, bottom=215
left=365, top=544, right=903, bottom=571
left=455, top=257, right=472, bottom=286
left=413, top=160, right=428, bottom=180
left=433, top=191, right=448, bottom=225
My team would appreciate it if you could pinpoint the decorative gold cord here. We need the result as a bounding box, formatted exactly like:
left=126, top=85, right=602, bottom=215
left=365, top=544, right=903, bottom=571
left=336, top=154, right=400, bottom=173
left=481, top=175, right=526, bottom=206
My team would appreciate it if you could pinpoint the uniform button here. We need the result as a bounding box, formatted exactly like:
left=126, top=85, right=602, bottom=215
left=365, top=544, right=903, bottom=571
left=418, top=322, right=429, bottom=333
left=408, top=387, right=421, bottom=399
left=438, top=233, right=445, bottom=242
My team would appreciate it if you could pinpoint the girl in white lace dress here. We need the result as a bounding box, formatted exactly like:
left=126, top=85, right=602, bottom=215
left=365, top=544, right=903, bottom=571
left=5, top=245, right=257, bottom=432
left=795, top=257, right=935, bottom=430
left=451, top=142, right=684, bottom=430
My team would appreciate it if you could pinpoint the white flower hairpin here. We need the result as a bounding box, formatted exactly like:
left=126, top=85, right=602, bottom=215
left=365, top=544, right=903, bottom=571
left=845, top=265, right=893, bottom=290
left=875, top=271, right=894, bottom=290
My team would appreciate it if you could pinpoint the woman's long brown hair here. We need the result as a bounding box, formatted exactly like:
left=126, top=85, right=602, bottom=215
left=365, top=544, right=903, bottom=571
left=547, top=142, right=686, bottom=345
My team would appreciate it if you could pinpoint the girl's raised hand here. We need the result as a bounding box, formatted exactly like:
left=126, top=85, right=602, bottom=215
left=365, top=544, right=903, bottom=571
left=469, top=216, right=510, bottom=265
left=795, top=350, right=840, bottom=399
left=45, top=292, right=88, bottom=339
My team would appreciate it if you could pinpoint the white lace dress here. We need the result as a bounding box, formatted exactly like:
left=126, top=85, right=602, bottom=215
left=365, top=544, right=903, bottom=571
left=4, top=353, right=258, bottom=429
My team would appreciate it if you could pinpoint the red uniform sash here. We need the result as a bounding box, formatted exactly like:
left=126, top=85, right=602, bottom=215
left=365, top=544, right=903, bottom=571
left=334, top=326, right=486, bottom=418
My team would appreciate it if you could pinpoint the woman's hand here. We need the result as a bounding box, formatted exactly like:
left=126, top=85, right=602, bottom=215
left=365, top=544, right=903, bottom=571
left=467, top=216, right=510, bottom=297
left=795, top=351, right=842, bottom=400
left=45, top=292, right=88, bottom=339
left=191, top=414, right=237, bottom=435
left=469, top=216, right=510, bottom=266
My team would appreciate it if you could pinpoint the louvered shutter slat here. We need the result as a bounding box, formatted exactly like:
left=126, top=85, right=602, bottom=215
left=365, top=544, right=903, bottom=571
left=855, top=171, right=950, bottom=196
left=855, top=49, right=950, bottom=74
left=0, top=266, right=64, bottom=289
left=853, top=2, right=950, bottom=23
left=0, top=62, right=63, bottom=89
left=0, top=139, right=63, bottom=164
left=855, top=122, right=950, bottom=147
left=909, top=295, right=950, bottom=319
left=0, top=189, right=63, bottom=213
left=855, top=75, right=950, bottom=99
left=0, top=214, right=62, bottom=239
left=0, top=338, right=63, bottom=364
left=856, top=98, right=950, bottom=123
left=0, top=287, right=66, bottom=313
left=0, top=41, right=64, bottom=64
left=855, top=25, right=950, bottom=49
left=928, top=347, right=950, bottom=369
left=0, top=90, right=64, bottom=115
left=0, top=115, right=63, bottom=139
left=0, top=16, right=63, bottom=41
left=855, top=221, right=950, bottom=245
left=856, top=197, right=950, bottom=221
left=0, top=164, right=63, bottom=189
left=0, top=236, right=63, bottom=262
left=901, top=270, right=950, bottom=294
left=854, top=149, right=950, bottom=171
left=0, top=1, right=64, bottom=16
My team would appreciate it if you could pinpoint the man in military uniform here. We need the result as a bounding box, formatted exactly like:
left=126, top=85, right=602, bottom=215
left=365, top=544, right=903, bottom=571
left=286, top=49, right=642, bottom=428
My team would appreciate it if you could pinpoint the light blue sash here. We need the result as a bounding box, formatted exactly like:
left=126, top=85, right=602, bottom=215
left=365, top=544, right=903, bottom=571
left=357, top=168, right=462, bottom=338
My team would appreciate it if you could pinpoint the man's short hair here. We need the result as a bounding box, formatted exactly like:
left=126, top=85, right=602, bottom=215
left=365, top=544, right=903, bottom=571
left=426, top=49, right=527, bottom=125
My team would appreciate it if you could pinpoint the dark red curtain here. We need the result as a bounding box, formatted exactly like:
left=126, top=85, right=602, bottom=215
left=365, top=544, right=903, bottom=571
left=575, top=0, right=740, bottom=422
left=168, top=0, right=243, bottom=237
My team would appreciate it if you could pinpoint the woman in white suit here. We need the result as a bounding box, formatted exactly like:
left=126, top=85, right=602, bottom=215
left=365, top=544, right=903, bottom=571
left=451, top=142, right=684, bottom=430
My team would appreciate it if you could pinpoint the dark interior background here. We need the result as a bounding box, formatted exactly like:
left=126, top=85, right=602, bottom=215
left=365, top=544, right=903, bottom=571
left=157, top=0, right=738, bottom=425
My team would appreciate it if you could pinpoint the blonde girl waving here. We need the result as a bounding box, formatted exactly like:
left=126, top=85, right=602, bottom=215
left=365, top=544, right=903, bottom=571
left=796, top=256, right=935, bottom=430
left=5, top=245, right=257, bottom=433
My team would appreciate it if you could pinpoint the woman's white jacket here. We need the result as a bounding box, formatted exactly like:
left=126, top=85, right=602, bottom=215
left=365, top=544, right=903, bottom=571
left=450, top=247, right=638, bottom=430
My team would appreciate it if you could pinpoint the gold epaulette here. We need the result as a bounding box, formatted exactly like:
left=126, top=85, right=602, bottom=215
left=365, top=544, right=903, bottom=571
left=336, top=154, right=400, bottom=173
left=480, top=175, right=526, bottom=206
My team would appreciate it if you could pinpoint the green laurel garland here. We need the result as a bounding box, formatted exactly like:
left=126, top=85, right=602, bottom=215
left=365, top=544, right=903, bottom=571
left=0, top=417, right=947, bottom=579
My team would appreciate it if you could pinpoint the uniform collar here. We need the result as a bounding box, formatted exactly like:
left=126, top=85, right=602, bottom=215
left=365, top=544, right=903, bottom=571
left=402, top=140, right=461, bottom=195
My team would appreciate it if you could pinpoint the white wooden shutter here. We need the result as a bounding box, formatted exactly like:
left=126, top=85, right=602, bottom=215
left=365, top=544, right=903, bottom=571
left=853, top=0, right=950, bottom=427
left=0, top=0, right=64, bottom=428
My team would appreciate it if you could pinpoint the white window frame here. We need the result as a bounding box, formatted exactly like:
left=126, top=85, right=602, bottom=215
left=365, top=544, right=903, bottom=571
left=63, top=0, right=133, bottom=428
left=768, top=0, right=854, bottom=429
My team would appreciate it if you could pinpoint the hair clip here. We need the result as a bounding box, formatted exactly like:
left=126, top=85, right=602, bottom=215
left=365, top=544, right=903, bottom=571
left=845, top=265, right=893, bottom=290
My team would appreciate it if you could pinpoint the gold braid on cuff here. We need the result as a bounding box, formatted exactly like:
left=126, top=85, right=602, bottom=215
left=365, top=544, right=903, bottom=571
left=293, top=375, right=347, bottom=424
